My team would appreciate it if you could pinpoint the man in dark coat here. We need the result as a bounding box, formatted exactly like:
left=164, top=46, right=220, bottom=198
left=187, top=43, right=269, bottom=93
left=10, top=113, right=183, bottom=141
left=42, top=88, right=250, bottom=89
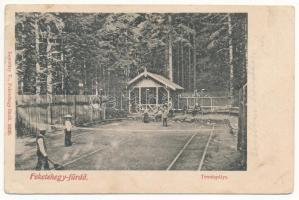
left=35, top=128, right=49, bottom=170
left=192, top=103, right=202, bottom=116
left=143, top=110, right=150, bottom=123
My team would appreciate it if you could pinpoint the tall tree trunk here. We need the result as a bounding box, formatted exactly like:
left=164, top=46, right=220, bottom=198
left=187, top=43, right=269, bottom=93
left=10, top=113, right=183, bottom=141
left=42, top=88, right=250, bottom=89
left=103, top=64, right=106, bottom=94
left=46, top=36, right=53, bottom=96
left=178, top=42, right=181, bottom=86
left=100, top=62, right=103, bottom=89
left=34, top=19, right=41, bottom=95
left=188, top=42, right=191, bottom=92
left=34, top=18, right=41, bottom=131
left=177, top=44, right=180, bottom=85
left=100, top=64, right=103, bottom=94
left=107, top=70, right=110, bottom=96
left=61, top=45, right=65, bottom=95
left=125, top=29, right=129, bottom=82
left=168, top=15, right=173, bottom=81
left=84, top=59, right=87, bottom=94
left=46, top=27, right=53, bottom=125
left=95, top=63, right=99, bottom=95
left=181, top=44, right=184, bottom=88
left=153, top=48, right=156, bottom=71
left=192, top=27, right=197, bottom=92
left=166, top=50, right=169, bottom=75
left=187, top=23, right=192, bottom=92
left=228, top=14, right=234, bottom=97
left=174, top=45, right=178, bottom=84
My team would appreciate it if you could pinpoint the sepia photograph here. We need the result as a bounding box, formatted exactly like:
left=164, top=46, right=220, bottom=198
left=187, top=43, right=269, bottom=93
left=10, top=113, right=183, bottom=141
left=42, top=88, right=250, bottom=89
left=14, top=12, right=247, bottom=171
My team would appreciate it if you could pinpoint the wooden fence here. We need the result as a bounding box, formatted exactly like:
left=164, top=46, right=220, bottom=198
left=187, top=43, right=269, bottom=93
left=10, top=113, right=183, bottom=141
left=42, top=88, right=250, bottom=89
left=15, top=94, right=237, bottom=136
left=16, top=95, right=127, bottom=136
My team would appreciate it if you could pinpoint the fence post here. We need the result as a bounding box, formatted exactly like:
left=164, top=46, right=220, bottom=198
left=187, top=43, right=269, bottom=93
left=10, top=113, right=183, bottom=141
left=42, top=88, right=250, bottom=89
left=74, top=95, right=77, bottom=125
left=35, top=96, right=38, bottom=134
left=90, top=96, right=93, bottom=123
left=128, top=90, right=131, bottom=113
left=103, top=103, right=106, bottom=120
left=237, top=87, right=247, bottom=153
left=50, top=100, right=53, bottom=125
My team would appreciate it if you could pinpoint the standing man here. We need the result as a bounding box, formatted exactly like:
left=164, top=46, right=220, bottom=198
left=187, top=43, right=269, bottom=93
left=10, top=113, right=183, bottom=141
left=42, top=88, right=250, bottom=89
left=155, top=107, right=162, bottom=122
left=192, top=103, right=201, bottom=116
left=64, top=115, right=73, bottom=146
left=143, top=110, right=150, bottom=123
left=35, top=127, right=49, bottom=170
left=162, top=104, right=169, bottom=127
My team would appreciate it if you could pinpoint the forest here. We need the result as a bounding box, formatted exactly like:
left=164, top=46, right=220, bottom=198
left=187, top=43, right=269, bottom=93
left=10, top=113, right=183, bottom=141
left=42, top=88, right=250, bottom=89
left=15, top=12, right=247, bottom=98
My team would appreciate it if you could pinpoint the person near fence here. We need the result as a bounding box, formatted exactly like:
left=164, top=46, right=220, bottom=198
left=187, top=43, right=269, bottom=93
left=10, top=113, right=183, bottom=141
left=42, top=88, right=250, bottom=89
left=143, top=110, right=150, bottom=123
left=155, top=107, right=162, bottom=122
left=35, top=128, right=50, bottom=170
left=64, top=115, right=73, bottom=147
left=162, top=104, right=169, bottom=127
left=192, top=103, right=201, bottom=116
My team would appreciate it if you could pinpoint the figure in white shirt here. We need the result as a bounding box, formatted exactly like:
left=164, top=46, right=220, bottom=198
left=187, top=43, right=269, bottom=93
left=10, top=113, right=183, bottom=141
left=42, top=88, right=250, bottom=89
left=162, top=104, right=169, bottom=127
left=35, top=128, right=49, bottom=170
left=64, top=115, right=73, bottom=146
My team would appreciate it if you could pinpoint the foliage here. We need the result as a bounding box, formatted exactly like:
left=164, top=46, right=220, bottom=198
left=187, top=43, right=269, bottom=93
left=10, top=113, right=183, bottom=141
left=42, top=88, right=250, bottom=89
left=15, top=13, right=247, bottom=97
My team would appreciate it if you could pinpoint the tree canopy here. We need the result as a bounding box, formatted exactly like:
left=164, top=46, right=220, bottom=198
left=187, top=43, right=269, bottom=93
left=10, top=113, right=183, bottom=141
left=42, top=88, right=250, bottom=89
left=15, top=12, right=247, bottom=97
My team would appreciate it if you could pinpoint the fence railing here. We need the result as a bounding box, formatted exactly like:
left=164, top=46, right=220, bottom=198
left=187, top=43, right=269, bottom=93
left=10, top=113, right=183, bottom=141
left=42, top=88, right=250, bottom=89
left=15, top=94, right=238, bottom=136
left=17, top=95, right=100, bottom=105
left=175, top=96, right=234, bottom=112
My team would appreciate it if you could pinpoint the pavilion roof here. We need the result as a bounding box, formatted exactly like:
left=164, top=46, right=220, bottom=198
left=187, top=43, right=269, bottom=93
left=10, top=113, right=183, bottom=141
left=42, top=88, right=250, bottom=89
left=128, top=68, right=184, bottom=91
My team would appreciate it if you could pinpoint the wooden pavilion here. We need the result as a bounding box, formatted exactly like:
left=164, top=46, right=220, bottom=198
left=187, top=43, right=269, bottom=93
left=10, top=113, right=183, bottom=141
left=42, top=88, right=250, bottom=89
left=127, top=68, right=183, bottom=114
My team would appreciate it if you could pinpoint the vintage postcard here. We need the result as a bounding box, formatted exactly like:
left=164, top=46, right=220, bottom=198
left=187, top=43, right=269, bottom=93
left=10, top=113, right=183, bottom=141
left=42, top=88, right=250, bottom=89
left=4, top=5, right=294, bottom=193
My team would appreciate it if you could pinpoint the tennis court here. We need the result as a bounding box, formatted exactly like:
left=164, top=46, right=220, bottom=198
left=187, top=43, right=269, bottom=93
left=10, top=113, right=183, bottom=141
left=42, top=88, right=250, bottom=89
left=16, top=118, right=243, bottom=170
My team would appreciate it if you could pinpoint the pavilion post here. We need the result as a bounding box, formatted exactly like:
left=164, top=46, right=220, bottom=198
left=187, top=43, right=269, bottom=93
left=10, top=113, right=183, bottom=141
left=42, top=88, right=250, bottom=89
left=156, top=87, right=158, bottom=105
left=139, top=87, right=141, bottom=105
left=167, top=88, right=170, bottom=107
left=178, top=94, right=180, bottom=110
